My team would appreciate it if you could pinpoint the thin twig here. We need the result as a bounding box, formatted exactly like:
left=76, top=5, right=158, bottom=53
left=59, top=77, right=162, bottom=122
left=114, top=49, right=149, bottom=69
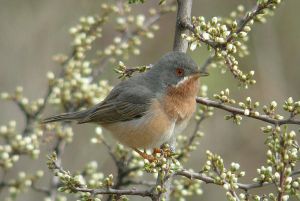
left=177, top=115, right=205, bottom=161
left=93, top=1, right=175, bottom=78
left=50, top=138, right=66, bottom=201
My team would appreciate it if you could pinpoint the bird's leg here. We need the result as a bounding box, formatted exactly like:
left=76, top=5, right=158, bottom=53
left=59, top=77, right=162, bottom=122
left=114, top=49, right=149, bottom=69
left=133, top=148, right=156, bottom=163
left=152, top=148, right=162, bottom=155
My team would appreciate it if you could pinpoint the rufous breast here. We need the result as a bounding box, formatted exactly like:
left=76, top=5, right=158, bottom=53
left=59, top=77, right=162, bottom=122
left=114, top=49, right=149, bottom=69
left=162, top=74, right=200, bottom=122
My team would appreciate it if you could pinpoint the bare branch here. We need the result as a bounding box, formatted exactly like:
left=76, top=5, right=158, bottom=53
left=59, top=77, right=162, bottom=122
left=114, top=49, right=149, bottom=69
left=175, top=169, right=300, bottom=192
left=75, top=187, right=153, bottom=198
left=196, top=97, right=300, bottom=126
left=173, top=0, right=193, bottom=52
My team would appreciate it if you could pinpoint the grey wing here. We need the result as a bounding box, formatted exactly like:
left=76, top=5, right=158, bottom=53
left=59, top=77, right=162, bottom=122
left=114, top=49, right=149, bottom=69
left=78, top=85, right=154, bottom=124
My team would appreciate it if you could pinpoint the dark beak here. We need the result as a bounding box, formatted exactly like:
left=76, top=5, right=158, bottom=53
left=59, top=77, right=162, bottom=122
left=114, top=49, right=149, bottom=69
left=199, top=71, right=209, bottom=77
left=193, top=69, right=209, bottom=77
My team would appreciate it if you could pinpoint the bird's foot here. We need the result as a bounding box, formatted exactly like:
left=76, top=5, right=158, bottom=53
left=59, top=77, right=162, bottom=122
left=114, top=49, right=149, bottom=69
left=152, top=147, right=172, bottom=158
left=152, top=148, right=162, bottom=155
left=134, top=148, right=157, bottom=163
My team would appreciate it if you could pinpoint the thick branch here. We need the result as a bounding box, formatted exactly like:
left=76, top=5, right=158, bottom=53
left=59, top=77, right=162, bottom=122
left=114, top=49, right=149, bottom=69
left=155, top=1, right=194, bottom=201
left=173, top=0, right=193, bottom=52
left=75, top=187, right=153, bottom=198
left=196, top=97, right=300, bottom=126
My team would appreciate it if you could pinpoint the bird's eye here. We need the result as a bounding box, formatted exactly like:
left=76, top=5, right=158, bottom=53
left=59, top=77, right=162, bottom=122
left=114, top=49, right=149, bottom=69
left=175, top=68, right=185, bottom=77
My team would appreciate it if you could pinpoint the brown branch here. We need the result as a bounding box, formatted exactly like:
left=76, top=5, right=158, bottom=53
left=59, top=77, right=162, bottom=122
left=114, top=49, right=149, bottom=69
left=225, top=2, right=272, bottom=44
left=175, top=169, right=300, bottom=192
left=173, top=0, right=193, bottom=52
left=75, top=187, right=153, bottom=198
left=196, top=97, right=300, bottom=126
left=50, top=138, right=66, bottom=200
left=154, top=1, right=194, bottom=201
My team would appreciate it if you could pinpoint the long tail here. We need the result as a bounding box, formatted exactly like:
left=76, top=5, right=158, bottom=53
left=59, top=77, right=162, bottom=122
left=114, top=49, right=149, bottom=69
left=41, top=110, right=90, bottom=124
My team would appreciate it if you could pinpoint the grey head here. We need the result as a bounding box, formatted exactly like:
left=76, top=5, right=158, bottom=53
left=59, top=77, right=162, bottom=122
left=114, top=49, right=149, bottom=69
left=147, top=51, right=207, bottom=89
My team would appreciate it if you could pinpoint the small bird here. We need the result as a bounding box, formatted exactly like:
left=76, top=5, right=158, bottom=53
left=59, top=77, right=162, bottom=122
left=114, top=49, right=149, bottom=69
left=42, top=52, right=207, bottom=161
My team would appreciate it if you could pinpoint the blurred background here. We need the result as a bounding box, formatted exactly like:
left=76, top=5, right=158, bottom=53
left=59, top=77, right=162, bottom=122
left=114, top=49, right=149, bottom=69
left=0, top=0, right=300, bottom=200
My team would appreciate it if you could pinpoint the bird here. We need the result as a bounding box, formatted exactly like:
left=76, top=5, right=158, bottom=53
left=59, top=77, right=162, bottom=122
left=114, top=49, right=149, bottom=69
left=42, top=51, right=207, bottom=161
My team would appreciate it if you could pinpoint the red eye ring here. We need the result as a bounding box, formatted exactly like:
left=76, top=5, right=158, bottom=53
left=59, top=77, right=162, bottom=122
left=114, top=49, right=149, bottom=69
left=175, top=68, right=184, bottom=77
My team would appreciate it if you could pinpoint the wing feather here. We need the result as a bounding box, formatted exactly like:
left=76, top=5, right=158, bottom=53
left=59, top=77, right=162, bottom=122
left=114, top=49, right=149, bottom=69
left=78, top=85, right=154, bottom=124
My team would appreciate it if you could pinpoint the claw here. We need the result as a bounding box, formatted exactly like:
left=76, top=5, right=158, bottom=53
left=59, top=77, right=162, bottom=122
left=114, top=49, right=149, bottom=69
left=153, top=147, right=172, bottom=157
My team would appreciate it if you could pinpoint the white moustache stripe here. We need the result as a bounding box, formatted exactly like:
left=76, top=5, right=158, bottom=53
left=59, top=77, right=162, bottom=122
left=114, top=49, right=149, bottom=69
left=175, top=76, right=190, bottom=87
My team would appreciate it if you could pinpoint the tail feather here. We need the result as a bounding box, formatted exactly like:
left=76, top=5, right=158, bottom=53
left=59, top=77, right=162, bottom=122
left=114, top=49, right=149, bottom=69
left=41, top=110, right=90, bottom=124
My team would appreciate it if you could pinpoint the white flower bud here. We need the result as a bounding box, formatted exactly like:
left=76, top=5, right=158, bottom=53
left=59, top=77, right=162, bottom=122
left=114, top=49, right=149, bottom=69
left=95, top=127, right=102, bottom=135
left=286, top=177, right=292, bottom=184
left=244, top=26, right=251, bottom=32
left=190, top=41, right=198, bottom=51
left=21, top=98, right=29, bottom=105
left=226, top=44, right=234, bottom=51
left=36, top=170, right=44, bottom=178
left=244, top=109, right=250, bottom=116
left=1, top=152, right=9, bottom=160
left=239, top=32, right=247, bottom=38
left=289, top=131, right=296, bottom=138
left=0, top=92, right=9, bottom=99
left=202, top=32, right=210, bottom=40
left=282, top=195, right=289, bottom=201
left=274, top=172, right=280, bottom=180
left=87, top=16, right=95, bottom=24
left=223, top=183, right=230, bottom=190
left=271, top=101, right=277, bottom=108
left=47, top=72, right=55, bottom=80
left=287, top=97, right=294, bottom=104
left=292, top=181, right=299, bottom=188
left=211, top=17, right=218, bottom=24
left=0, top=126, right=8, bottom=134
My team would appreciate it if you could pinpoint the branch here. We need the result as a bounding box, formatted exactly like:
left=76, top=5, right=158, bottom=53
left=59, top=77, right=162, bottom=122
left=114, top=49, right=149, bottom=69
left=196, top=97, right=300, bottom=126
left=93, top=1, right=176, bottom=77
left=177, top=115, right=205, bottom=161
left=75, top=187, right=153, bottom=198
left=155, top=1, right=194, bottom=201
left=182, top=1, right=276, bottom=50
left=173, top=0, right=193, bottom=52
left=49, top=138, right=66, bottom=200
left=175, top=169, right=300, bottom=192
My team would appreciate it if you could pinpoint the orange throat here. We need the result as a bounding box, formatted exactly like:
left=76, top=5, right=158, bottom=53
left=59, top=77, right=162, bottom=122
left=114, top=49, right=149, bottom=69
left=162, top=75, right=200, bottom=122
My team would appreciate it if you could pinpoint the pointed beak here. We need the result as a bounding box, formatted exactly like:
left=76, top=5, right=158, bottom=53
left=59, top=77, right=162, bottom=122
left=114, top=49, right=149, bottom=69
left=193, top=69, right=209, bottom=78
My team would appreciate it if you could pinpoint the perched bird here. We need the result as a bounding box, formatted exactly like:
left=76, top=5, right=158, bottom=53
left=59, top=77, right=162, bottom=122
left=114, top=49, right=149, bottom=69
left=42, top=51, right=207, bottom=161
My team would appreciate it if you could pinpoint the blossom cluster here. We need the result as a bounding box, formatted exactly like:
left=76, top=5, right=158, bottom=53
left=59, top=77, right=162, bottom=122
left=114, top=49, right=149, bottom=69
left=184, top=0, right=285, bottom=88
